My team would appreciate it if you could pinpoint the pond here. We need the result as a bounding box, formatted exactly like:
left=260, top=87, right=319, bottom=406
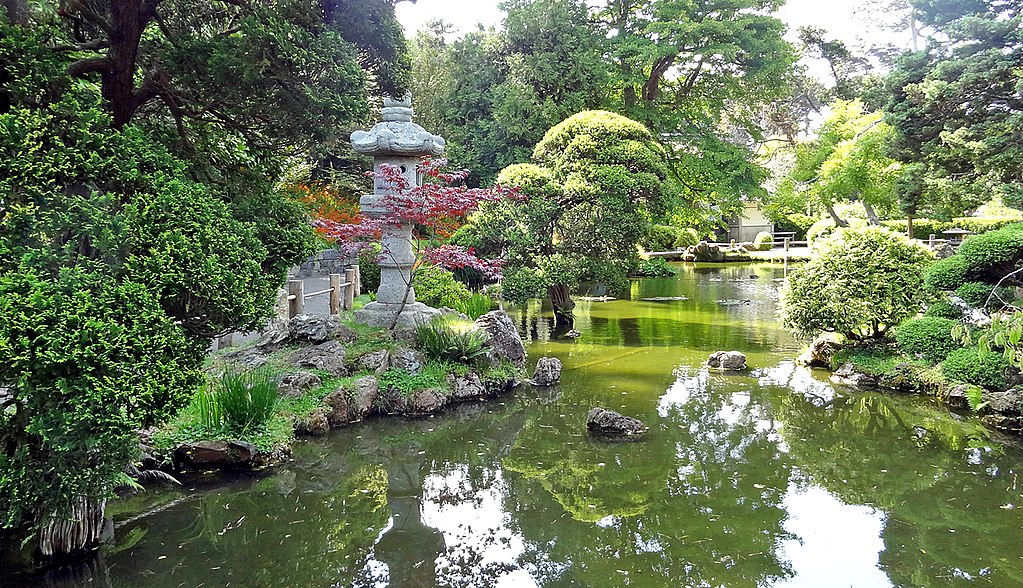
left=12, top=263, right=1023, bottom=587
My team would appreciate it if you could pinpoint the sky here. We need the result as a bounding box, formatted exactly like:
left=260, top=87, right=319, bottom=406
left=394, top=0, right=909, bottom=50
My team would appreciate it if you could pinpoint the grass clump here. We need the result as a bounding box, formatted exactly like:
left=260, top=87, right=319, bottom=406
left=379, top=361, right=452, bottom=396
left=831, top=344, right=925, bottom=375
left=198, top=369, right=280, bottom=433
left=451, top=292, right=494, bottom=319
left=941, top=347, right=1011, bottom=390
left=894, top=317, right=962, bottom=363
left=416, top=316, right=490, bottom=366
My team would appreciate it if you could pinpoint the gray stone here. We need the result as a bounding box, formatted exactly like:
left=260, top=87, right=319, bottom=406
left=349, top=376, right=379, bottom=420
left=797, top=336, right=841, bottom=369
left=406, top=388, right=447, bottom=414
left=473, top=310, right=526, bottom=368
left=225, top=348, right=269, bottom=369
left=438, top=307, right=470, bottom=321
left=450, top=372, right=486, bottom=400
left=291, top=341, right=347, bottom=376
left=358, top=349, right=390, bottom=375
left=295, top=408, right=330, bottom=436
left=277, top=371, right=322, bottom=398
left=354, top=301, right=441, bottom=329
left=586, top=407, right=648, bottom=437
left=983, top=388, right=1023, bottom=415
left=289, top=314, right=357, bottom=344
left=830, top=362, right=878, bottom=389
left=708, top=350, right=747, bottom=371
left=531, top=357, right=562, bottom=386
left=174, top=440, right=260, bottom=470
left=322, top=387, right=351, bottom=426
left=388, top=347, right=426, bottom=375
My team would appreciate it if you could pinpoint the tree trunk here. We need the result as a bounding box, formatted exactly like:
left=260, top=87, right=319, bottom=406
left=105, top=2, right=148, bottom=128
left=548, top=283, right=575, bottom=332
left=825, top=203, right=849, bottom=228
left=0, top=0, right=27, bottom=24
left=906, top=214, right=914, bottom=239
left=861, top=200, right=880, bottom=226
left=36, top=497, right=107, bottom=566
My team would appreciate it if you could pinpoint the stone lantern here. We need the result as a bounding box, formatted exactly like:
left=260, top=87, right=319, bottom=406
left=350, top=96, right=444, bottom=328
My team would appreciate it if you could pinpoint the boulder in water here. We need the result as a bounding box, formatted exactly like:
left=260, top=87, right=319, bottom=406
left=586, top=407, right=648, bottom=437
left=708, top=351, right=747, bottom=371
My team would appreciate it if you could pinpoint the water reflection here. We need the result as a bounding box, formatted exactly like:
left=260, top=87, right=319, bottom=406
left=9, top=263, right=1023, bottom=587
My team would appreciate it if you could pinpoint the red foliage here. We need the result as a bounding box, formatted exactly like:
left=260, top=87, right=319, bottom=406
left=313, top=158, right=518, bottom=278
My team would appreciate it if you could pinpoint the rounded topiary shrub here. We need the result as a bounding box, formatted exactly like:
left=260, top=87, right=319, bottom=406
left=955, top=223, right=1023, bottom=283
left=924, top=301, right=965, bottom=320
left=955, top=281, right=994, bottom=307
left=894, top=317, right=962, bottom=363
left=674, top=227, right=701, bottom=249
left=754, top=231, right=774, bottom=251
left=924, top=255, right=970, bottom=291
left=780, top=226, right=934, bottom=340
left=413, top=263, right=473, bottom=308
left=641, top=225, right=682, bottom=252
left=942, top=347, right=1010, bottom=390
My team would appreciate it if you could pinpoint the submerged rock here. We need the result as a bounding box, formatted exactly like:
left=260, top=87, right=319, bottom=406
left=291, top=340, right=347, bottom=376
left=473, top=310, right=527, bottom=368
left=830, top=362, right=878, bottom=389
left=531, top=357, right=562, bottom=386
left=708, top=351, right=747, bottom=371
left=586, top=407, right=648, bottom=437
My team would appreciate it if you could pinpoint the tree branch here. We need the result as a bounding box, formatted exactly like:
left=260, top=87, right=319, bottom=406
left=66, top=56, right=110, bottom=77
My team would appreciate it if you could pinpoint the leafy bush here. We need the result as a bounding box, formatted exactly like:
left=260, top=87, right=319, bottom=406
left=452, top=292, right=494, bottom=320
left=197, top=370, right=280, bottom=433
left=955, top=282, right=994, bottom=307
left=641, top=225, right=683, bottom=251
left=754, top=231, right=774, bottom=251
left=632, top=258, right=678, bottom=277
left=955, top=223, right=1023, bottom=283
left=413, top=264, right=473, bottom=308
left=924, top=256, right=970, bottom=290
left=358, top=244, right=382, bottom=293
left=780, top=226, right=933, bottom=340
left=777, top=214, right=815, bottom=239
left=942, top=347, right=1010, bottom=390
left=895, top=317, right=962, bottom=363
left=806, top=218, right=867, bottom=245
left=674, top=228, right=701, bottom=249
left=415, top=317, right=490, bottom=365
left=924, top=301, right=965, bottom=320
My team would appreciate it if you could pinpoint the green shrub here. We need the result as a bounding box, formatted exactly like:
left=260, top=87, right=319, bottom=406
left=198, top=370, right=281, bottom=433
left=379, top=361, right=452, bottom=396
left=632, top=258, right=678, bottom=277
left=754, top=231, right=774, bottom=251
left=806, top=218, right=867, bottom=245
left=641, top=224, right=683, bottom=251
left=778, top=214, right=815, bottom=239
left=924, top=301, right=965, bottom=320
left=413, top=264, right=473, bottom=308
left=955, top=223, right=1023, bottom=283
left=358, top=244, right=382, bottom=293
left=924, top=256, right=971, bottom=290
left=452, top=292, right=494, bottom=320
left=881, top=217, right=1023, bottom=240
left=955, top=282, right=994, bottom=307
left=415, top=317, right=490, bottom=365
left=942, top=347, right=1010, bottom=390
left=780, top=226, right=934, bottom=340
left=894, top=317, right=962, bottom=363
left=674, top=227, right=701, bottom=249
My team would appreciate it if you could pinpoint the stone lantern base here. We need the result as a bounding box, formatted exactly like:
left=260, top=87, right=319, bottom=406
left=354, top=301, right=441, bottom=329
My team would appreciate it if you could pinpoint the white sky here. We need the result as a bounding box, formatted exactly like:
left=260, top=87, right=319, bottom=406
left=395, top=0, right=910, bottom=49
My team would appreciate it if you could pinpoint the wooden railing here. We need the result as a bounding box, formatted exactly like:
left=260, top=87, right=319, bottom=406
left=286, top=266, right=362, bottom=319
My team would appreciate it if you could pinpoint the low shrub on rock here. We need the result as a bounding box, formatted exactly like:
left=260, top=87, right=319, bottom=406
left=955, top=282, right=994, bottom=307
left=955, top=223, right=1023, bottom=284
left=895, top=317, right=962, bottom=363
left=924, top=300, right=965, bottom=320
left=942, top=347, right=1010, bottom=390
left=754, top=231, right=774, bottom=251
left=924, top=256, right=970, bottom=290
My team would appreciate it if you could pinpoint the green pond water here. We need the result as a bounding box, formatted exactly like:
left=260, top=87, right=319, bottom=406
left=13, top=263, right=1023, bottom=587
